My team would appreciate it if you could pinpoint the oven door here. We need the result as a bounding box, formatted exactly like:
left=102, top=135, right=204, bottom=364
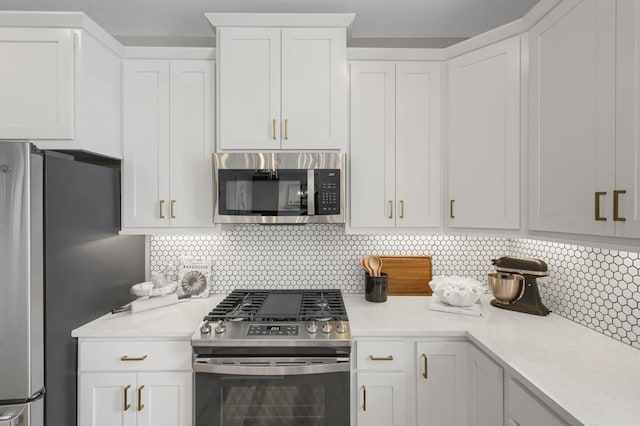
left=194, top=358, right=350, bottom=426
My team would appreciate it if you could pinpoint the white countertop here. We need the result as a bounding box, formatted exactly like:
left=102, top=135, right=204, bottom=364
left=72, top=294, right=640, bottom=426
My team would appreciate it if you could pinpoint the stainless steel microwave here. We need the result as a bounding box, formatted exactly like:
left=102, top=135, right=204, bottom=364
left=213, top=152, right=345, bottom=224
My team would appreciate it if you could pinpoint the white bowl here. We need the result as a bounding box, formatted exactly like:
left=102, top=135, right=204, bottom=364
left=130, top=281, right=177, bottom=297
left=441, top=291, right=481, bottom=307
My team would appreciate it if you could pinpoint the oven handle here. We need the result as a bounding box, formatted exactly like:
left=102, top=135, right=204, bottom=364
left=193, top=361, right=350, bottom=376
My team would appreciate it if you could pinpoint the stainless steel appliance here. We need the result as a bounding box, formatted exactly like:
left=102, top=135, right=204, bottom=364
left=488, top=256, right=551, bottom=316
left=0, top=141, right=144, bottom=426
left=213, top=152, right=345, bottom=224
left=192, top=289, right=351, bottom=426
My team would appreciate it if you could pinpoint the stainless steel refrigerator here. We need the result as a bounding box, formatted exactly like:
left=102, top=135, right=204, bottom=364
left=0, top=141, right=145, bottom=426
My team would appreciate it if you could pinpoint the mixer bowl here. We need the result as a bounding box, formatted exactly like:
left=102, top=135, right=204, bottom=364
left=488, top=273, right=524, bottom=304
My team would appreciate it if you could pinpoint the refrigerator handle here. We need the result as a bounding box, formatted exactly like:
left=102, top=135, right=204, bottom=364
left=0, top=407, right=24, bottom=426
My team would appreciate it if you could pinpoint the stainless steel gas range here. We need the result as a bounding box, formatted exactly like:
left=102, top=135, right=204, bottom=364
left=192, top=289, right=351, bottom=426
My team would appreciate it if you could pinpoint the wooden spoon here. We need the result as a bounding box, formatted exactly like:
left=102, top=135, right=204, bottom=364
left=362, top=256, right=375, bottom=276
left=368, top=256, right=383, bottom=277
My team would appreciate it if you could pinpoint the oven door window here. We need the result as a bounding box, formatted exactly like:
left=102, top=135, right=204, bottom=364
left=195, top=372, right=349, bottom=426
left=218, top=169, right=308, bottom=216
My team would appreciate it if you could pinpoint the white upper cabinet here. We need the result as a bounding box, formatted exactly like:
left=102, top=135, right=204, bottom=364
left=447, top=36, right=521, bottom=230
left=122, top=59, right=215, bottom=231
left=615, top=0, right=640, bottom=238
left=0, top=25, right=122, bottom=158
left=0, top=27, right=73, bottom=139
left=528, top=0, right=640, bottom=237
left=350, top=61, right=441, bottom=231
left=216, top=22, right=348, bottom=151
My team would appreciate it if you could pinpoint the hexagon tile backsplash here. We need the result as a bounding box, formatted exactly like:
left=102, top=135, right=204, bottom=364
left=149, top=225, right=640, bottom=349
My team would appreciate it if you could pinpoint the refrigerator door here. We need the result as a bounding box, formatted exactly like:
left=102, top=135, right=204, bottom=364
left=0, top=141, right=44, bottom=402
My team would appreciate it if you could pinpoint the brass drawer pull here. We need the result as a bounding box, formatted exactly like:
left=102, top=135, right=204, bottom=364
left=369, top=355, right=394, bottom=361
left=363, top=385, right=367, bottom=411
left=137, top=385, right=145, bottom=411
left=272, top=119, right=277, bottom=140
left=123, top=385, right=131, bottom=411
left=159, top=200, right=165, bottom=219
left=388, top=201, right=393, bottom=219
left=400, top=200, right=405, bottom=218
left=595, top=192, right=607, bottom=221
left=614, top=190, right=626, bottom=222
left=284, top=118, right=289, bottom=140
left=450, top=199, right=455, bottom=219
left=121, top=355, right=148, bottom=361
left=422, top=353, right=428, bottom=379
left=170, top=200, right=176, bottom=219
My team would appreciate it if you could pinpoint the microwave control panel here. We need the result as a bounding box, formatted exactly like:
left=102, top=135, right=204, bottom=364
left=315, top=169, right=341, bottom=215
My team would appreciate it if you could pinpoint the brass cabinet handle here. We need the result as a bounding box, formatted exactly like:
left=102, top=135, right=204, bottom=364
left=614, top=190, right=626, bottom=222
left=159, top=200, right=165, bottom=219
left=422, top=353, right=428, bottom=379
left=399, top=200, right=405, bottom=219
left=450, top=199, right=455, bottom=219
left=595, top=192, right=607, bottom=221
left=123, top=385, right=131, bottom=411
left=369, top=355, right=393, bottom=361
left=284, top=118, right=289, bottom=140
left=137, top=385, right=145, bottom=411
left=170, top=200, right=176, bottom=219
left=363, top=385, right=367, bottom=411
left=388, top=201, right=393, bottom=219
left=121, top=355, right=148, bottom=361
left=272, top=119, right=277, bottom=140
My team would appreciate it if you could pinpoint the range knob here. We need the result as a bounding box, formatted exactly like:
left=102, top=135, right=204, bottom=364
left=306, top=321, right=318, bottom=334
left=214, top=321, right=226, bottom=334
left=200, top=321, right=211, bottom=335
left=336, top=322, right=347, bottom=334
left=321, top=322, right=332, bottom=334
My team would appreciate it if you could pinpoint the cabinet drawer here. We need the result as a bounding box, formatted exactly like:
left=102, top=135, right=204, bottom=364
left=356, top=340, right=406, bottom=370
left=79, top=339, right=191, bottom=372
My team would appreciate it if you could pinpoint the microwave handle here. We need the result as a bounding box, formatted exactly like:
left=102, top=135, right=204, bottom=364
left=307, top=170, right=315, bottom=216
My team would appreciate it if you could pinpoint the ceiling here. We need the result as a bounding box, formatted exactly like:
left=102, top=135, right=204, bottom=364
left=0, top=0, right=541, bottom=47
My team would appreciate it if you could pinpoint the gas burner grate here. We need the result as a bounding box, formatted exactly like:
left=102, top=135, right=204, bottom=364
left=299, top=290, right=348, bottom=321
left=205, top=290, right=268, bottom=321
left=204, top=289, right=348, bottom=322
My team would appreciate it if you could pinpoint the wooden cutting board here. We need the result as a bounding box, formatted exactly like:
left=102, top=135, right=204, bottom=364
left=379, top=256, right=433, bottom=296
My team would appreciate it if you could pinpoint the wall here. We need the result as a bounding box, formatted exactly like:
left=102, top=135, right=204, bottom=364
left=149, top=225, right=640, bottom=349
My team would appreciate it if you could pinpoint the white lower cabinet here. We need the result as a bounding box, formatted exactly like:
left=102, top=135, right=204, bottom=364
left=506, top=376, right=568, bottom=426
left=415, top=341, right=468, bottom=426
left=354, top=339, right=505, bottom=426
left=356, top=372, right=406, bottom=426
left=468, top=344, right=504, bottom=426
left=354, top=339, right=407, bottom=425
left=77, top=339, right=192, bottom=426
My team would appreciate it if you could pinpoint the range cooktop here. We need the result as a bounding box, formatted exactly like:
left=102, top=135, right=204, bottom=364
left=204, top=289, right=348, bottom=322
left=193, top=289, right=350, bottom=348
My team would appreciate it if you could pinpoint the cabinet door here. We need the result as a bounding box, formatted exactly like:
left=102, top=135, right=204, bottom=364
left=169, top=60, right=215, bottom=228
left=356, top=372, right=406, bottom=426
left=218, top=27, right=281, bottom=150
left=416, top=341, right=468, bottom=426
left=281, top=28, right=346, bottom=150
left=350, top=62, right=396, bottom=228
left=506, top=377, right=568, bottom=426
left=395, top=62, right=442, bottom=228
left=79, top=373, right=137, bottom=426
left=122, top=60, right=171, bottom=228
left=468, top=345, right=503, bottom=426
left=0, top=27, right=73, bottom=139
left=136, top=372, right=192, bottom=426
left=615, top=0, right=640, bottom=238
left=448, top=37, right=520, bottom=230
left=529, top=0, right=616, bottom=235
